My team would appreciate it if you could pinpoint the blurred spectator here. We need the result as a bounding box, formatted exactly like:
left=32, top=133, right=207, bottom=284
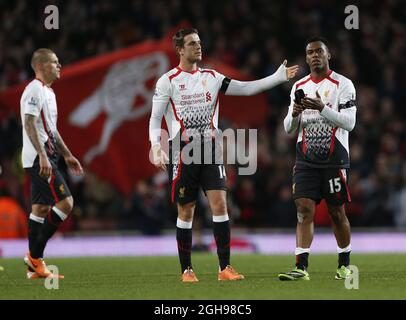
left=0, top=190, right=28, bottom=238
left=120, top=175, right=170, bottom=235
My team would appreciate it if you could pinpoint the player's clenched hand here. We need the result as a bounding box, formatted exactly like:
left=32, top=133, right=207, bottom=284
left=292, top=103, right=304, bottom=118
left=301, top=91, right=325, bottom=111
left=39, top=153, right=52, bottom=179
left=283, top=60, right=299, bottom=80
left=151, top=144, right=168, bottom=171
left=65, top=155, right=84, bottom=176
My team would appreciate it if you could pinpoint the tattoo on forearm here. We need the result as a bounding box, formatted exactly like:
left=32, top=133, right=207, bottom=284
left=25, top=115, right=46, bottom=156
left=55, top=131, right=71, bottom=157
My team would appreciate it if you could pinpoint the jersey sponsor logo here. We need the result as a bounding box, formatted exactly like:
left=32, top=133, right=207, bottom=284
left=205, top=92, right=212, bottom=102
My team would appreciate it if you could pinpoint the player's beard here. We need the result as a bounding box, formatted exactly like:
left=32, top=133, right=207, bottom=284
left=312, top=63, right=326, bottom=73
left=188, top=56, right=201, bottom=64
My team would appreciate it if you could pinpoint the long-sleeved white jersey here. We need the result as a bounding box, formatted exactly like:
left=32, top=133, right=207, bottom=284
left=150, top=67, right=226, bottom=145
left=149, top=63, right=289, bottom=147
left=284, top=70, right=356, bottom=168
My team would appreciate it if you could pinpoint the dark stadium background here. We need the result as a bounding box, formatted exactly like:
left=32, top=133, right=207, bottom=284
left=0, top=0, right=405, bottom=241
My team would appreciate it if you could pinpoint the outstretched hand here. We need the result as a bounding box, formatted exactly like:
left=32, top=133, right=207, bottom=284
left=283, top=60, right=299, bottom=80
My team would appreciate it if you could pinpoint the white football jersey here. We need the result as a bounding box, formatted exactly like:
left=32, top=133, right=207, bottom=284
left=20, top=79, right=58, bottom=168
left=150, top=67, right=226, bottom=144
left=288, top=70, right=356, bottom=168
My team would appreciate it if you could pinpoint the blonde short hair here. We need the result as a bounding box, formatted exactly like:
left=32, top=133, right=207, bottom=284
left=31, top=48, right=55, bottom=71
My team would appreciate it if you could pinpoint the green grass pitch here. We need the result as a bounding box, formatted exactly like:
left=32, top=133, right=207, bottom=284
left=1, top=253, right=405, bottom=300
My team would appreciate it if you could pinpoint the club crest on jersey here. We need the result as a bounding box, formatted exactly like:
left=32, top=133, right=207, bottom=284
left=59, top=184, right=65, bottom=194
left=179, top=84, right=186, bottom=91
left=324, top=90, right=329, bottom=98
left=202, top=79, right=207, bottom=87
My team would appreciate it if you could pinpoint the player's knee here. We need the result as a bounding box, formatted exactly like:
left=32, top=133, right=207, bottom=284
left=33, top=205, right=52, bottom=217
left=178, top=211, right=194, bottom=222
left=295, top=201, right=314, bottom=215
left=211, top=200, right=227, bottom=215
left=207, top=195, right=227, bottom=214
left=328, top=208, right=347, bottom=225
left=178, top=202, right=195, bottom=221
left=56, top=196, right=74, bottom=214
left=65, top=196, right=74, bottom=213
left=295, top=199, right=315, bottom=223
left=296, top=211, right=313, bottom=224
left=40, top=206, right=50, bottom=215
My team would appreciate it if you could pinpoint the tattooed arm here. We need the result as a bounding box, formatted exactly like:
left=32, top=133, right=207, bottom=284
left=24, top=114, right=52, bottom=178
left=55, top=131, right=84, bottom=176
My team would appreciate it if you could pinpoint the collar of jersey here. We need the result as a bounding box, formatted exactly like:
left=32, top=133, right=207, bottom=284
left=310, top=70, right=333, bottom=84
left=35, top=78, right=53, bottom=88
left=176, top=66, right=199, bottom=74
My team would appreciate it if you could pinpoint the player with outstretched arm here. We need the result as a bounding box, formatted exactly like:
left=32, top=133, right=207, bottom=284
left=149, top=28, right=299, bottom=282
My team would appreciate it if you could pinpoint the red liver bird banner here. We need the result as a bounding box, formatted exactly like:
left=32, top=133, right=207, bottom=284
left=0, top=32, right=268, bottom=194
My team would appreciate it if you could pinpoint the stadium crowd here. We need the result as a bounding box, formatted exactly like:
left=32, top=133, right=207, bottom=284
left=1, top=0, right=405, bottom=237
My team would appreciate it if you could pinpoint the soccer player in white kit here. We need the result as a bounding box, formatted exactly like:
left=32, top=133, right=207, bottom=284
left=21, top=49, right=83, bottom=279
left=279, top=37, right=356, bottom=281
left=149, top=28, right=299, bottom=282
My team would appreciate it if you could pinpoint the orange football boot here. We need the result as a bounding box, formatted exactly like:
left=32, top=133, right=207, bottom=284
left=24, top=253, right=64, bottom=279
left=218, top=265, right=245, bottom=281
left=26, top=269, right=40, bottom=280
left=181, top=267, right=199, bottom=282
